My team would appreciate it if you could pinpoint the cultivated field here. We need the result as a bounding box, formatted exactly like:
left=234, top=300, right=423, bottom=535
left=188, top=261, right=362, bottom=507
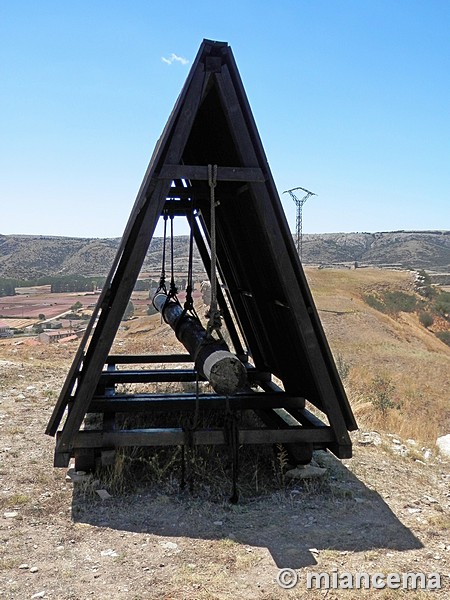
left=0, top=290, right=97, bottom=321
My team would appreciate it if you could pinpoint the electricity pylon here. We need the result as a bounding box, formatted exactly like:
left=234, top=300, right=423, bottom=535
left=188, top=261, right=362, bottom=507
left=283, top=186, right=317, bottom=259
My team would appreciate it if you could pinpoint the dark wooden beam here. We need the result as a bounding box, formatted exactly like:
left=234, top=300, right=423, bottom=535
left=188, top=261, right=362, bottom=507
left=106, top=354, right=193, bottom=365
left=64, top=426, right=335, bottom=448
left=88, top=392, right=305, bottom=412
left=159, top=165, right=265, bottom=182
left=97, top=368, right=268, bottom=386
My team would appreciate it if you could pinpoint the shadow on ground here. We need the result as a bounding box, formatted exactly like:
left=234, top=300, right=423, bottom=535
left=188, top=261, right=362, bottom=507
left=72, top=450, right=423, bottom=569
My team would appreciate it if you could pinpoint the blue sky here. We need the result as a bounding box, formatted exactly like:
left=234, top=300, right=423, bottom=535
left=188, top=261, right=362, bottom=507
left=1, top=0, right=449, bottom=238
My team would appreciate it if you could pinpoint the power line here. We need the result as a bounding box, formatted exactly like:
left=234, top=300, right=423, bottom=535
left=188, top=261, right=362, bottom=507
left=283, top=186, right=317, bottom=259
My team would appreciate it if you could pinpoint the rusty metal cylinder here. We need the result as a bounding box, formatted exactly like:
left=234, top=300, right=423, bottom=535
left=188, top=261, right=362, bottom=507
left=153, top=292, right=247, bottom=395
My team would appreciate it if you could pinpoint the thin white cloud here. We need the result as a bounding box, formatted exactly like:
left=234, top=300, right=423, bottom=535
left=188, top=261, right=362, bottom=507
left=161, top=53, right=189, bottom=66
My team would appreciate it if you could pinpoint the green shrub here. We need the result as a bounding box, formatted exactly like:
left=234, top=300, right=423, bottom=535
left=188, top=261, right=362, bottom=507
left=363, top=294, right=386, bottom=312
left=369, top=375, right=400, bottom=416
left=363, top=290, right=417, bottom=315
left=434, top=291, right=450, bottom=317
left=382, top=291, right=417, bottom=313
left=436, top=331, right=450, bottom=346
left=419, top=311, right=434, bottom=328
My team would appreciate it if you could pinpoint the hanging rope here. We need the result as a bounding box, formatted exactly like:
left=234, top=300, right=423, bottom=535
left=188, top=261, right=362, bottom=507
left=206, top=164, right=222, bottom=339
left=182, top=206, right=199, bottom=320
left=168, top=215, right=178, bottom=301
left=156, top=213, right=168, bottom=295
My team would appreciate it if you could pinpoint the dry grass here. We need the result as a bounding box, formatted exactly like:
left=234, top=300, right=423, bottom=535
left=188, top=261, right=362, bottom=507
left=306, top=267, right=450, bottom=445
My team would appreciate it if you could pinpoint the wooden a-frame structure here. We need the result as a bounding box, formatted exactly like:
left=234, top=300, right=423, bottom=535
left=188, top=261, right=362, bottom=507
left=46, top=39, right=357, bottom=471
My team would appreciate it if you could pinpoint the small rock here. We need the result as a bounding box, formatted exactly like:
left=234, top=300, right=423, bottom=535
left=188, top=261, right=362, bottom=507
left=66, top=469, right=90, bottom=483
left=213, top=521, right=223, bottom=526
left=423, top=449, right=432, bottom=460
left=423, top=495, right=438, bottom=504
left=285, top=465, right=327, bottom=480
left=18, top=564, right=29, bottom=569
left=392, top=438, right=402, bottom=445
left=100, top=549, right=118, bottom=557
left=309, top=548, right=320, bottom=555
left=160, top=541, right=178, bottom=550
left=436, top=434, right=450, bottom=458
left=95, top=489, right=112, bottom=500
left=31, top=593, right=45, bottom=599
left=392, top=444, right=408, bottom=456
left=30, top=566, right=39, bottom=573
left=4, top=511, right=18, bottom=519
left=358, top=438, right=373, bottom=446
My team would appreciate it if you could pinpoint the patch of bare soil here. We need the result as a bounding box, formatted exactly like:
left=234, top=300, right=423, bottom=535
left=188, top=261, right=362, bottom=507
left=0, top=347, right=449, bottom=599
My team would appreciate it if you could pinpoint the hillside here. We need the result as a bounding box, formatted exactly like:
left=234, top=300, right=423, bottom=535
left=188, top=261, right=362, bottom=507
left=0, top=267, right=449, bottom=598
left=1, top=230, right=449, bottom=279
left=302, top=230, right=450, bottom=270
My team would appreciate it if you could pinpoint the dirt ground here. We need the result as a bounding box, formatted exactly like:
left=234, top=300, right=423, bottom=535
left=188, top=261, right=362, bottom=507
left=0, top=343, right=449, bottom=599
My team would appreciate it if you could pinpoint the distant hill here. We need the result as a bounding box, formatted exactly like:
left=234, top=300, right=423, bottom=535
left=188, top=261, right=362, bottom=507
left=0, top=230, right=449, bottom=279
left=302, top=230, right=450, bottom=270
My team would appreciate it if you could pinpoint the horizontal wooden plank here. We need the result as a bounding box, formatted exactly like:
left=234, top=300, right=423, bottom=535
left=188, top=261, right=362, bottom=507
left=98, top=368, right=267, bottom=385
left=88, top=392, right=305, bottom=412
left=106, top=354, right=192, bottom=365
left=159, top=165, right=266, bottom=182
left=64, top=426, right=335, bottom=448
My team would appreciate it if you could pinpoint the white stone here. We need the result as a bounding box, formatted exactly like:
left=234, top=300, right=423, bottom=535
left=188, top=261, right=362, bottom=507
left=436, top=434, right=450, bottom=458
left=160, top=541, right=178, bottom=550
left=100, top=549, right=118, bottom=557
left=3, top=511, right=18, bottom=519
left=18, top=564, right=29, bottom=570
left=31, top=593, right=45, bottom=599
left=285, top=465, right=327, bottom=480
left=30, top=567, right=38, bottom=573
left=358, top=438, right=373, bottom=446
left=423, top=495, right=438, bottom=504
left=66, top=468, right=90, bottom=483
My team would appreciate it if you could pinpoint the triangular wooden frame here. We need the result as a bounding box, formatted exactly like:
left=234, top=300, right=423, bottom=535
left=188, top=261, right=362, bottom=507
left=46, top=39, right=357, bottom=469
